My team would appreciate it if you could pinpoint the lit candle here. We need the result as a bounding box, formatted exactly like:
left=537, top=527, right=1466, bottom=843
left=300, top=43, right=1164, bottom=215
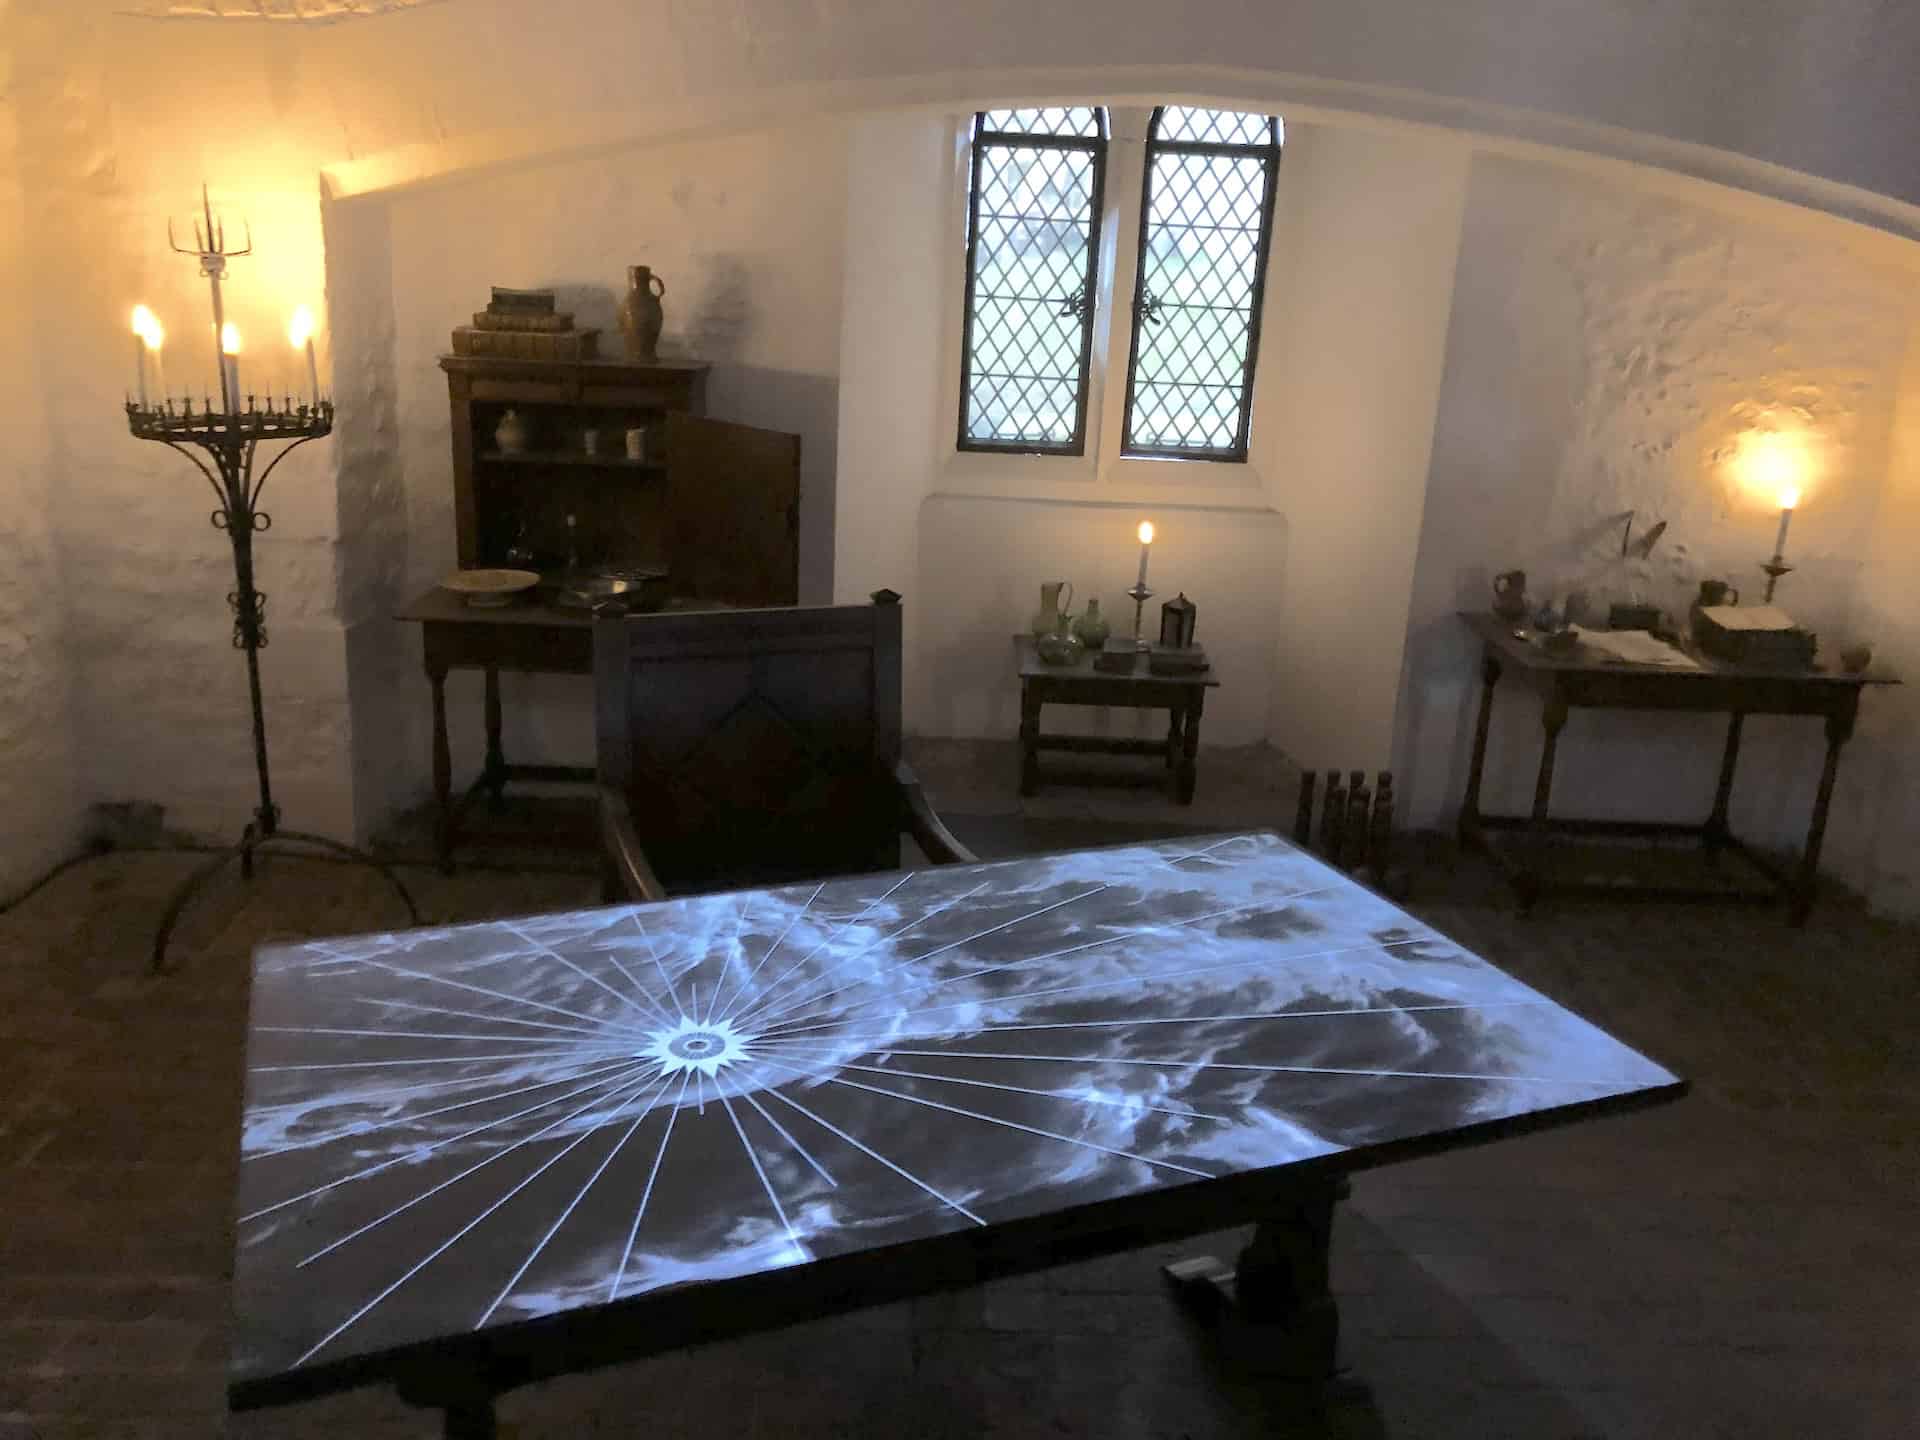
left=131, top=305, right=158, bottom=408
left=1773, top=486, right=1799, bottom=557
left=221, top=322, right=242, bottom=414
left=288, top=305, right=319, bottom=408
left=1136, top=520, right=1155, bottom=588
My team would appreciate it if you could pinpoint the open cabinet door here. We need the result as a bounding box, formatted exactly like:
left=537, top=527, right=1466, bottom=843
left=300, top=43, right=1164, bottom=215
left=665, top=413, right=800, bottom=607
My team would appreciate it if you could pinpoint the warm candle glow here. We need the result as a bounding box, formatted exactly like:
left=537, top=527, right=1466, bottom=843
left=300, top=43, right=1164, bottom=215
left=287, top=305, right=314, bottom=349
left=1730, top=429, right=1818, bottom=509
left=221, top=322, right=243, bottom=355
left=1778, top=484, right=1801, bottom=511
left=131, top=305, right=162, bottom=346
left=1137, top=521, right=1155, bottom=545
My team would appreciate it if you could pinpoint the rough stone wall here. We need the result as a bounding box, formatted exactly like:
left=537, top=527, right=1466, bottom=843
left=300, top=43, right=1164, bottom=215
left=0, top=2, right=81, bottom=894
left=1397, top=152, right=1919, bottom=871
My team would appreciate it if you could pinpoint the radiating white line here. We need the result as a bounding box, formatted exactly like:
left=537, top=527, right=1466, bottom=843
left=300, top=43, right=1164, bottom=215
left=291, top=1070, right=662, bottom=1369
left=296, top=1067, right=665, bottom=1268
left=737, top=1090, right=836, bottom=1187
left=1160, top=834, right=1256, bottom=866
left=706, top=899, right=755, bottom=1025
left=256, top=1025, right=645, bottom=1046
left=753, top=891, right=1334, bottom=1038
left=595, top=944, right=679, bottom=1029
left=242, top=1060, right=655, bottom=1225
left=500, top=921, right=675, bottom=1028
left=755, top=1054, right=1215, bottom=1180
left=244, top=1055, right=623, bottom=1116
left=747, top=884, right=1110, bottom=1028
left=356, top=996, right=644, bottom=1041
left=757, top=936, right=1430, bottom=1039
left=749, top=999, right=1555, bottom=1048
left=629, top=912, right=690, bottom=1023
left=610, top=1071, right=692, bottom=1301
left=719, top=1090, right=810, bottom=1262
left=695, top=1070, right=706, bottom=1115
left=758, top=1076, right=985, bottom=1225
left=473, top=1074, right=678, bottom=1327
left=757, top=1046, right=1227, bottom=1123
left=714, top=883, right=824, bottom=1024
left=249, top=1055, right=644, bottom=1160
left=348, top=956, right=652, bottom=1035
left=251, top=1051, right=626, bottom=1072
left=773, top=1045, right=1625, bottom=1087
left=726, top=872, right=917, bottom=1027
left=732, top=880, right=990, bottom=1031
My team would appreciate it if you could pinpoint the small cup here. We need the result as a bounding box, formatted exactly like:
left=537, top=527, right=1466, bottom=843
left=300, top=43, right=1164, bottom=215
left=581, top=429, right=600, bottom=457
left=1839, top=642, right=1874, bottom=674
left=625, top=426, right=646, bottom=462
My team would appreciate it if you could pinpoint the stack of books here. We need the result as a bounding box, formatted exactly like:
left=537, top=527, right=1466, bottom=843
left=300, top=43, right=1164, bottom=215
left=1094, top=638, right=1141, bottom=674
left=451, top=288, right=601, bottom=360
left=1148, top=644, right=1210, bottom=676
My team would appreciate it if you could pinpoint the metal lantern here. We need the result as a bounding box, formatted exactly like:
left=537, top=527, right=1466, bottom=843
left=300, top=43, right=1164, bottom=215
left=1159, top=592, right=1197, bottom=649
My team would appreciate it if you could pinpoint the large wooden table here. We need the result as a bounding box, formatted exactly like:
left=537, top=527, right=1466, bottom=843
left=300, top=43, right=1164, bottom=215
left=228, top=832, right=1681, bottom=1435
left=1456, top=611, right=1899, bottom=922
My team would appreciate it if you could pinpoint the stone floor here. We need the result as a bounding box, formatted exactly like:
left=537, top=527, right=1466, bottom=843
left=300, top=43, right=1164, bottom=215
left=2, top=743, right=1916, bottom=1438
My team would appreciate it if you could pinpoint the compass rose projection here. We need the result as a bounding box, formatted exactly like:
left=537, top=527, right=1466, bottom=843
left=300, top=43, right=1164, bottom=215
left=232, top=834, right=1676, bottom=1383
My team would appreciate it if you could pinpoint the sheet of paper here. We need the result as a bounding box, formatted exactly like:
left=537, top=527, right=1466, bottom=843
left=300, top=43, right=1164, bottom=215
left=1700, top=604, right=1796, bottom=631
left=1566, top=625, right=1702, bottom=669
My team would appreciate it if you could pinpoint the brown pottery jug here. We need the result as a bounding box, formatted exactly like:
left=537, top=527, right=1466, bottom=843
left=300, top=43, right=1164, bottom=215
left=617, top=265, right=667, bottom=362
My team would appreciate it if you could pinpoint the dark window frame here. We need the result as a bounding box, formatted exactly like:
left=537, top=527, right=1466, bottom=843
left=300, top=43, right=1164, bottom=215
left=956, top=109, right=1108, bottom=456
left=1120, top=106, right=1283, bottom=464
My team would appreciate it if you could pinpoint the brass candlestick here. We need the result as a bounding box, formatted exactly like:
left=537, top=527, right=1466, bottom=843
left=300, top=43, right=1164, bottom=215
left=1127, top=582, right=1155, bottom=649
left=1760, top=555, right=1794, bottom=604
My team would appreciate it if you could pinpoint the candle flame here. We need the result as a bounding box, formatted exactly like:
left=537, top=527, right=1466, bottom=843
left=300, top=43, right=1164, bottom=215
left=221, top=322, right=242, bottom=356
left=131, top=305, right=162, bottom=347
left=1137, top=521, right=1155, bottom=545
left=1778, top=485, right=1801, bottom=510
left=1730, top=429, right=1817, bottom=509
left=288, top=304, right=314, bottom=349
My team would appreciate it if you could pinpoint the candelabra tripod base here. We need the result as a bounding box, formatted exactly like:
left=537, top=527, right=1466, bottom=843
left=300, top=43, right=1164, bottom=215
left=150, top=821, right=420, bottom=975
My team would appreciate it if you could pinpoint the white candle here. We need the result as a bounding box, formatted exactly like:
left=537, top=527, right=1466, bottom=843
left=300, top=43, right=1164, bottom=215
left=131, top=305, right=158, bottom=409
left=1773, top=487, right=1798, bottom=556
left=1136, top=520, right=1155, bottom=588
left=288, top=306, right=319, bottom=408
left=221, top=322, right=243, bottom=414
left=134, top=333, right=148, bottom=409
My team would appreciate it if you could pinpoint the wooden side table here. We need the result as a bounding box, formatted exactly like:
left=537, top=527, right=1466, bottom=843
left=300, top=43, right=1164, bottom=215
left=396, top=588, right=595, bottom=869
left=1455, top=610, right=1899, bottom=923
left=1014, top=636, right=1220, bottom=802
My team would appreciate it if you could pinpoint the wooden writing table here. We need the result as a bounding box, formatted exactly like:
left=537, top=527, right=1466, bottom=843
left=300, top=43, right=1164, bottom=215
left=1014, top=636, right=1219, bottom=803
left=1456, top=611, right=1899, bottom=923
left=396, top=589, right=596, bottom=868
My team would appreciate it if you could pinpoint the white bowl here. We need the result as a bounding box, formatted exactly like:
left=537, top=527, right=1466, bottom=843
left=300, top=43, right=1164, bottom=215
left=439, top=568, right=540, bottom=607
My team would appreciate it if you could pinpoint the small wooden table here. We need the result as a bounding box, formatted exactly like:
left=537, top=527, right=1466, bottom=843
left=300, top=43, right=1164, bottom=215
left=1456, top=611, right=1898, bottom=923
left=395, top=589, right=596, bottom=868
left=1015, top=636, right=1219, bottom=803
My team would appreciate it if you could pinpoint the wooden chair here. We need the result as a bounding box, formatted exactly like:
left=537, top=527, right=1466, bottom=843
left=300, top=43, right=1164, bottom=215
left=594, top=590, right=976, bottom=903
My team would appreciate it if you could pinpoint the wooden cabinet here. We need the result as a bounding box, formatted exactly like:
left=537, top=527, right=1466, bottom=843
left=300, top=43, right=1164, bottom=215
left=438, top=354, right=799, bottom=607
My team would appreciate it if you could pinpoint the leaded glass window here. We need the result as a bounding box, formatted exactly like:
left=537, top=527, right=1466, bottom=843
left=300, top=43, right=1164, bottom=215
left=958, top=107, right=1107, bottom=453
left=1122, top=106, right=1282, bottom=461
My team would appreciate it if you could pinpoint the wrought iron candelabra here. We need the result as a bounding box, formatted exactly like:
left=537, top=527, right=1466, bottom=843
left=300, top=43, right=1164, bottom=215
left=128, top=188, right=417, bottom=974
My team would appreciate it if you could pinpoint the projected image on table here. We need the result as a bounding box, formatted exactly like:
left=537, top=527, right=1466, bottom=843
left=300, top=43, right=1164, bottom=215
left=232, top=833, right=1676, bottom=1383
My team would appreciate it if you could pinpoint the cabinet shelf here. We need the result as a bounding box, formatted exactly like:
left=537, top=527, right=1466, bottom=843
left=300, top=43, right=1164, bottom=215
left=480, top=449, right=665, bottom=472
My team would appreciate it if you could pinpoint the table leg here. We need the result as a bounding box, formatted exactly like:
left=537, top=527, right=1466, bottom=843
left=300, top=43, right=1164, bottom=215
left=1019, top=686, right=1041, bottom=797
left=1163, top=1175, right=1348, bottom=1380
left=1705, top=711, right=1745, bottom=848
left=1177, top=689, right=1204, bottom=804
left=1166, top=706, right=1183, bottom=769
left=1793, top=699, right=1856, bottom=926
left=1457, top=650, right=1502, bottom=845
left=483, top=665, right=506, bottom=812
left=427, top=658, right=454, bottom=873
left=1517, top=689, right=1568, bottom=912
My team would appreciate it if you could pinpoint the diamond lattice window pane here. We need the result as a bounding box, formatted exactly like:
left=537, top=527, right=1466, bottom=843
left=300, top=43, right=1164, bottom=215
left=1155, top=106, right=1273, bottom=146
left=980, top=107, right=1103, bottom=138
left=1124, top=110, right=1280, bottom=459
left=961, top=132, right=1102, bottom=449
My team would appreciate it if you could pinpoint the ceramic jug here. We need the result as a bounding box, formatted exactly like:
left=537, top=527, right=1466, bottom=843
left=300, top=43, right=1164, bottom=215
left=1030, top=580, right=1074, bottom=639
left=494, top=409, right=528, bottom=455
left=1492, top=569, right=1528, bottom=620
left=617, top=264, right=667, bottom=362
left=1697, top=579, right=1740, bottom=608
left=1071, top=595, right=1111, bottom=651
